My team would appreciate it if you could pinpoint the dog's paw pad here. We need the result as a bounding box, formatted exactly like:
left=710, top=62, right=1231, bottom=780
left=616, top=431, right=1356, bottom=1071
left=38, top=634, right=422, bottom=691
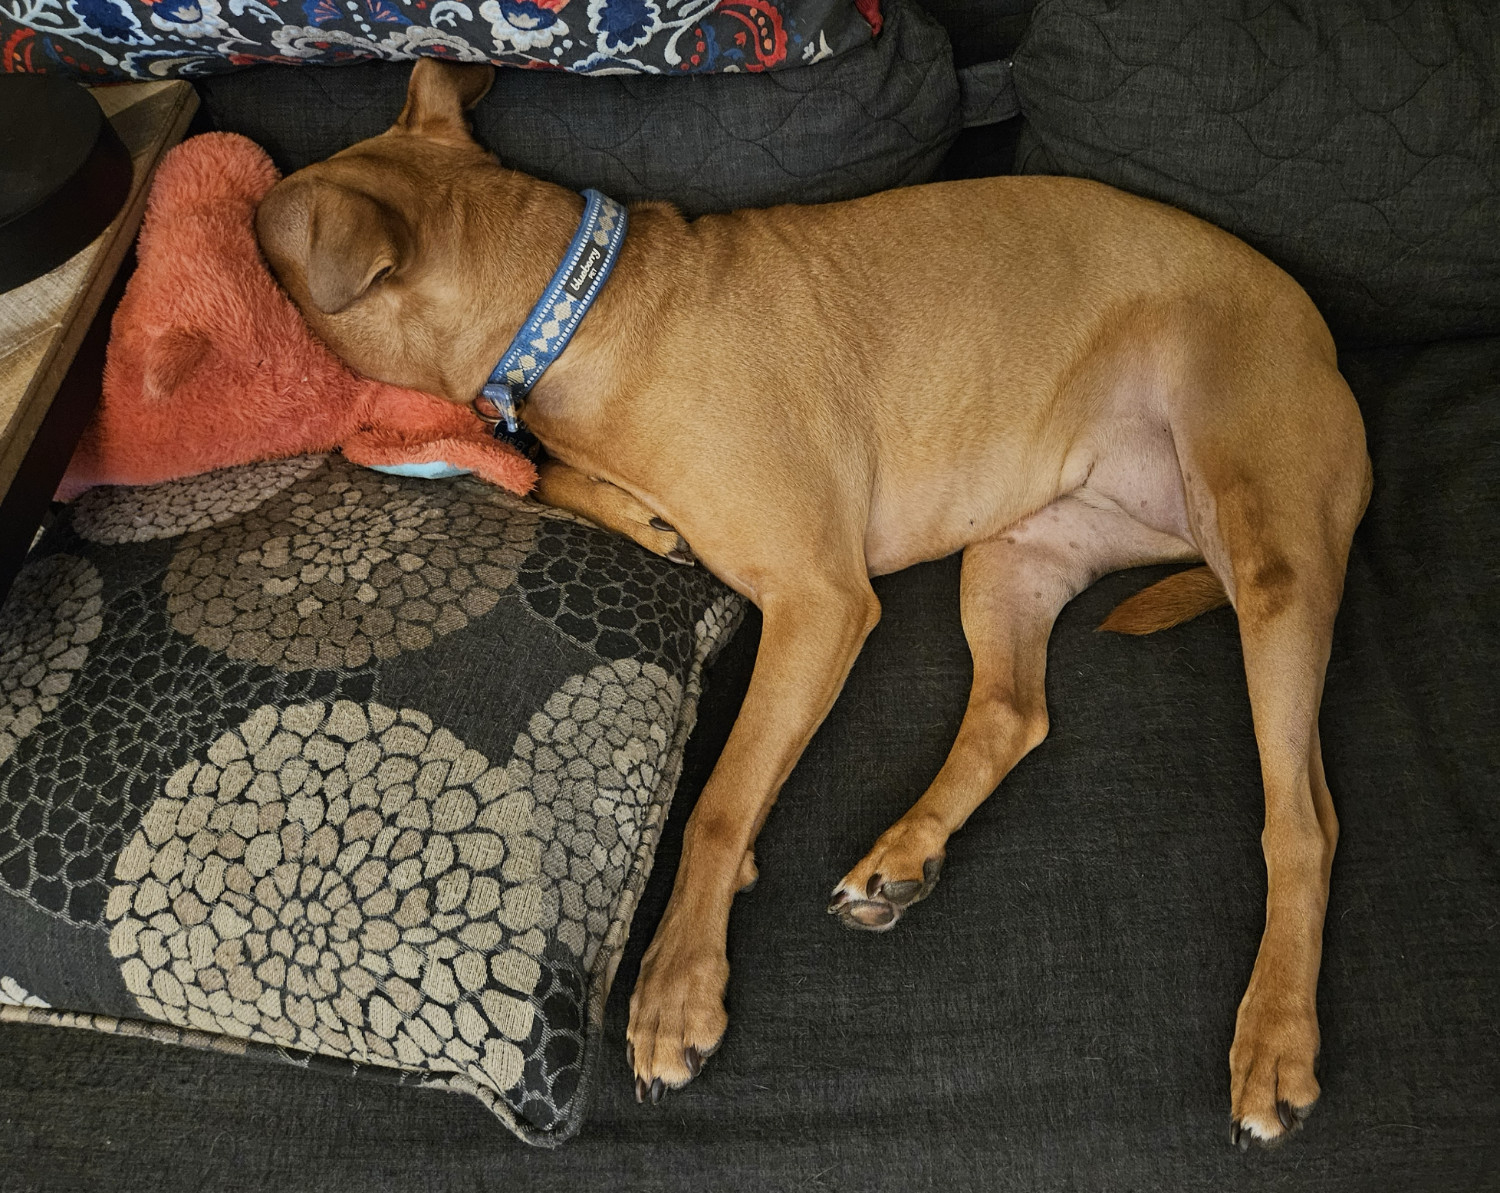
left=828, top=857, right=942, bottom=932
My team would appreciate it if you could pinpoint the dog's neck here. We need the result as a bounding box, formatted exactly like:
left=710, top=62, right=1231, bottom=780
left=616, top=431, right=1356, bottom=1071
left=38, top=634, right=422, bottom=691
left=459, top=178, right=683, bottom=473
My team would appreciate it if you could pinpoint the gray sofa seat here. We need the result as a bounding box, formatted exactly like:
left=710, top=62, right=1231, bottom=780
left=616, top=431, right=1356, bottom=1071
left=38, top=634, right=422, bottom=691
left=2, top=336, right=1496, bottom=1190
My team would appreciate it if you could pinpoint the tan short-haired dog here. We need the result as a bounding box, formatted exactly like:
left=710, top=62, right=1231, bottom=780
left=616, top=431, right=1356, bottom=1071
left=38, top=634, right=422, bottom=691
left=256, top=59, right=1371, bottom=1148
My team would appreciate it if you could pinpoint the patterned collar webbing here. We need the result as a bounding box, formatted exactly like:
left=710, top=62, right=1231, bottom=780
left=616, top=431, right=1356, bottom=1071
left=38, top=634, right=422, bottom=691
left=476, top=189, right=627, bottom=459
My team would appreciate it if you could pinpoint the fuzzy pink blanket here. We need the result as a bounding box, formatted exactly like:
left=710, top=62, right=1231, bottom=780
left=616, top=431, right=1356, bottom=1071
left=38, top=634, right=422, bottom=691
left=60, top=133, right=535, bottom=501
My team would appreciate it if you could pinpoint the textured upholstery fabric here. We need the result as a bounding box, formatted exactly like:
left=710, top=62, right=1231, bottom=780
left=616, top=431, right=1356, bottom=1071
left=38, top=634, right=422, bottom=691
left=0, top=0, right=876, bottom=82
left=195, top=0, right=960, bottom=215
left=0, top=457, right=741, bottom=1146
left=918, top=0, right=1034, bottom=65
left=1012, top=0, right=1500, bottom=345
left=2, top=337, right=1496, bottom=1188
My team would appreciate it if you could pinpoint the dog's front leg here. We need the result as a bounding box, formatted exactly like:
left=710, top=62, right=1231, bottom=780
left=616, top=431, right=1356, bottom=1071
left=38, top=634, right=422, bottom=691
left=533, top=459, right=695, bottom=563
left=627, top=578, right=881, bottom=1101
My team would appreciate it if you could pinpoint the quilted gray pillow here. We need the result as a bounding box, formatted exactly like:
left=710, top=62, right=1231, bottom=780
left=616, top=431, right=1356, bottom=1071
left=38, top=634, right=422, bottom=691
left=197, top=0, right=961, bottom=214
left=0, top=457, right=741, bottom=1146
left=1012, top=0, right=1500, bottom=345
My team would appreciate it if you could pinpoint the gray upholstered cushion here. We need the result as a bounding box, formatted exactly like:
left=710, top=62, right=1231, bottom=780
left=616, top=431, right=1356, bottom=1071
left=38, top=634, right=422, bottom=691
left=1012, top=0, right=1500, bottom=345
left=196, top=0, right=961, bottom=215
left=0, top=456, right=741, bottom=1146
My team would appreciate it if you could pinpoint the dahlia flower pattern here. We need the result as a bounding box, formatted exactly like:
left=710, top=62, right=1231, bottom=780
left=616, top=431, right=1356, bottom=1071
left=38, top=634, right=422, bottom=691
left=0, top=975, right=49, bottom=1007
left=107, top=702, right=546, bottom=1096
left=103, top=668, right=695, bottom=1123
left=71, top=457, right=326, bottom=545
left=0, top=555, right=101, bottom=768
left=515, top=510, right=726, bottom=670
left=0, top=451, right=744, bottom=1142
left=0, top=574, right=360, bottom=928
left=163, top=460, right=539, bottom=670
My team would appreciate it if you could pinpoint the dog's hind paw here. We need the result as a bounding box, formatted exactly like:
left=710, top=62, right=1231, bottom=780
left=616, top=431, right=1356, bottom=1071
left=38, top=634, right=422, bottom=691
left=830, top=813, right=947, bottom=931
left=828, top=855, right=942, bottom=932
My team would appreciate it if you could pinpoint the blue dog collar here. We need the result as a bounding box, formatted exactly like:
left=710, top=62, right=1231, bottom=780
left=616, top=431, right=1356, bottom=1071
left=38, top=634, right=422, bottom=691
left=475, top=188, right=627, bottom=458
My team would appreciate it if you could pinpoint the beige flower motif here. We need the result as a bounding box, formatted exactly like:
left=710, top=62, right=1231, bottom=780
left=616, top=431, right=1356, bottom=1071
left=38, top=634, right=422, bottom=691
left=105, top=700, right=546, bottom=1096
left=509, top=658, right=683, bottom=968
left=71, top=457, right=325, bottom=544
left=0, top=555, right=102, bottom=766
left=163, top=462, right=540, bottom=670
left=103, top=654, right=694, bottom=1100
left=0, top=975, right=48, bottom=1007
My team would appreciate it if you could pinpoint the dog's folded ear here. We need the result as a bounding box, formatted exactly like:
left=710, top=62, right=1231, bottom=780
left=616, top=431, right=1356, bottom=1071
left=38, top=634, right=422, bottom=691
left=257, top=181, right=409, bottom=316
left=396, top=59, right=494, bottom=146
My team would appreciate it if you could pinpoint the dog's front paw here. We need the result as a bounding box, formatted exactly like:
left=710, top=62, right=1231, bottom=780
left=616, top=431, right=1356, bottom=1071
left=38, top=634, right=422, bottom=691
left=1228, top=978, right=1321, bottom=1149
left=626, top=937, right=728, bottom=1103
left=828, top=815, right=945, bottom=931
left=643, top=516, right=696, bottom=566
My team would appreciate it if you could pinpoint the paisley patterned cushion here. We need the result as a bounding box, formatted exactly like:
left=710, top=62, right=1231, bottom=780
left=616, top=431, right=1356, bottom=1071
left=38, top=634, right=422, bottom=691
left=0, top=0, right=879, bottom=82
left=194, top=0, right=959, bottom=216
left=0, top=455, right=742, bottom=1146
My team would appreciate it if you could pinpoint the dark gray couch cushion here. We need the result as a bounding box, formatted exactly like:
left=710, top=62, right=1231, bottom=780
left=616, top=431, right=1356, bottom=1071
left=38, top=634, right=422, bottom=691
left=918, top=0, right=1035, bottom=65
left=196, top=0, right=960, bottom=215
left=2, top=336, right=1497, bottom=1188
left=1012, top=0, right=1500, bottom=345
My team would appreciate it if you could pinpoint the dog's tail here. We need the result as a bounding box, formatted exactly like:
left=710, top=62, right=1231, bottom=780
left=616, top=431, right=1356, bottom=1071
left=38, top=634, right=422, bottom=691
left=1097, top=565, right=1230, bottom=635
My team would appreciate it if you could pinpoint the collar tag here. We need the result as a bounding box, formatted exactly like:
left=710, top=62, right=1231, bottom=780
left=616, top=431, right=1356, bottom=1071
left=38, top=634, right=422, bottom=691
left=477, top=189, right=627, bottom=450
left=474, top=381, right=543, bottom=460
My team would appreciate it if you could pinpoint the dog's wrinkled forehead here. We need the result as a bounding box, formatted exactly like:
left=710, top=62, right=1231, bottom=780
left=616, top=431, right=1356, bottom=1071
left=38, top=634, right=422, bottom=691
left=255, top=59, right=497, bottom=319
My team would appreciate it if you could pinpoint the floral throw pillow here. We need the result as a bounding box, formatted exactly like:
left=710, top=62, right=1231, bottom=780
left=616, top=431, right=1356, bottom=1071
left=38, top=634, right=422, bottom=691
left=0, top=455, right=742, bottom=1146
left=0, top=0, right=881, bottom=82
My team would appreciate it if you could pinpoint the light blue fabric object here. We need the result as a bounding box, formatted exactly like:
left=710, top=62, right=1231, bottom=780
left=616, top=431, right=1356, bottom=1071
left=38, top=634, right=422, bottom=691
left=364, top=461, right=471, bottom=480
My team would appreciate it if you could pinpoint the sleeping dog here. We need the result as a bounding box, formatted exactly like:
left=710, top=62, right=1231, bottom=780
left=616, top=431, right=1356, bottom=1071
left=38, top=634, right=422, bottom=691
left=256, top=58, right=1370, bottom=1148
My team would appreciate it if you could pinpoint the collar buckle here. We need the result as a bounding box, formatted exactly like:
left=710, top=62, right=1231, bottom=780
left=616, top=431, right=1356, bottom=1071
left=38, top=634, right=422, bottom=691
left=475, top=381, right=522, bottom=434
left=475, top=189, right=627, bottom=459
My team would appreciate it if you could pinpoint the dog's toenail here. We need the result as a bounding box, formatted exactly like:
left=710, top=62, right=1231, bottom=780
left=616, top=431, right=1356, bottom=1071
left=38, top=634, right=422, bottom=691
left=650, top=517, right=673, bottom=532
left=1276, top=1101, right=1296, bottom=1132
left=626, top=1041, right=634, bottom=1069
left=650, top=1078, right=664, bottom=1105
left=827, top=891, right=849, bottom=913
left=923, top=857, right=943, bottom=884
left=686, top=1046, right=702, bottom=1077
left=667, top=549, right=694, bottom=566
left=1229, top=1121, right=1241, bottom=1149
left=635, top=1077, right=648, bottom=1103
left=865, top=873, right=883, bottom=897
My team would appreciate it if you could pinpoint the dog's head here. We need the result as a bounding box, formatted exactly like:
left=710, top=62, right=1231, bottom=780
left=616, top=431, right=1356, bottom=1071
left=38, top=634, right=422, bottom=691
left=256, top=59, right=546, bottom=404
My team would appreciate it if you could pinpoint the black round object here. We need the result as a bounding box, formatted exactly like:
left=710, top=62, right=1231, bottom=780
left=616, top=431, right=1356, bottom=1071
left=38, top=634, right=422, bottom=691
left=0, top=74, right=133, bottom=294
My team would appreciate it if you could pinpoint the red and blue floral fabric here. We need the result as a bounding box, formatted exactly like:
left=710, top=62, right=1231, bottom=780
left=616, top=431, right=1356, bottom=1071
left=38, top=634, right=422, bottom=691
left=1, top=0, right=880, bottom=81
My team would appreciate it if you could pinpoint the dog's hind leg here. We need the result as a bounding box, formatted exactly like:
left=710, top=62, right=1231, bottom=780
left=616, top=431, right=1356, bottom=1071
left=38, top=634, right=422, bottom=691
left=830, top=491, right=1197, bottom=930
left=1176, top=359, right=1370, bottom=1148
left=1211, top=496, right=1369, bottom=1146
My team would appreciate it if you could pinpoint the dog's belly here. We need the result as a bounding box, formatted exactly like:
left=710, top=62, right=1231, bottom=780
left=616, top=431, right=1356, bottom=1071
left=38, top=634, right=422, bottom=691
left=862, top=367, right=1198, bottom=577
